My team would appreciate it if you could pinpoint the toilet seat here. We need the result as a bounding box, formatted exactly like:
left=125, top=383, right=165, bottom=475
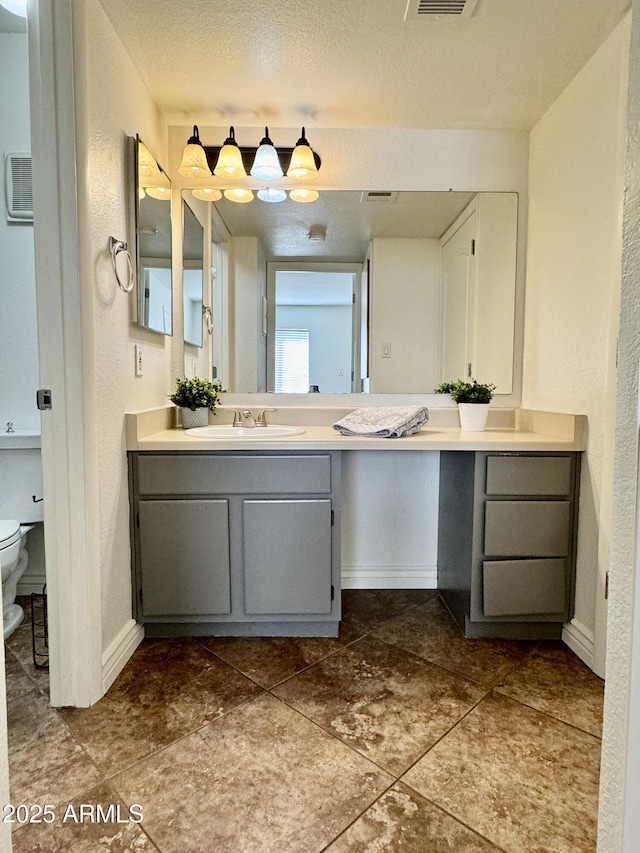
left=0, top=520, right=21, bottom=552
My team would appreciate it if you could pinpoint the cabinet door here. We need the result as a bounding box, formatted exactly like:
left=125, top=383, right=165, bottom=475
left=138, top=499, right=231, bottom=617
left=243, top=499, right=332, bottom=615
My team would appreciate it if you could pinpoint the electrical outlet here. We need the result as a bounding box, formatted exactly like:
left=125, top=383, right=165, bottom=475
left=382, top=342, right=391, bottom=358
left=135, top=344, right=143, bottom=376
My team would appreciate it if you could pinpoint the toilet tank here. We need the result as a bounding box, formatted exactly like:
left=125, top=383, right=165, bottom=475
left=0, top=431, right=44, bottom=523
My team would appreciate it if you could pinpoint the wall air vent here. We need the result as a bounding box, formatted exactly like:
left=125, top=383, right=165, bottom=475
left=404, top=0, right=478, bottom=21
left=361, top=191, right=398, bottom=203
left=5, top=152, right=33, bottom=222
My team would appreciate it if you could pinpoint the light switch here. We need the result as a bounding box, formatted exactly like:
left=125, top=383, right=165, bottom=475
left=382, top=342, right=391, bottom=358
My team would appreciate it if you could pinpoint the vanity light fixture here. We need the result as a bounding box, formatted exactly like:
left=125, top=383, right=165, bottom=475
left=286, top=128, right=319, bottom=181
left=145, top=186, right=171, bottom=201
left=223, top=187, right=254, bottom=203
left=214, top=127, right=247, bottom=180
left=257, top=187, right=287, bottom=203
left=178, top=126, right=211, bottom=179
left=290, top=188, right=319, bottom=204
left=180, top=127, right=322, bottom=182
left=250, top=128, right=284, bottom=181
left=191, top=187, right=223, bottom=202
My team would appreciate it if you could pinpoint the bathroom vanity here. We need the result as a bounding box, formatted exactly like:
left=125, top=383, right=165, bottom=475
left=126, top=406, right=585, bottom=639
left=128, top=450, right=341, bottom=636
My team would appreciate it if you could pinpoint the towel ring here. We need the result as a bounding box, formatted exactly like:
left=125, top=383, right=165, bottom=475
left=109, top=236, right=134, bottom=293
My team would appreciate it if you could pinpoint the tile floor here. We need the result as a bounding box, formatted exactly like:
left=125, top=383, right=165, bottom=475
left=4, top=591, right=604, bottom=852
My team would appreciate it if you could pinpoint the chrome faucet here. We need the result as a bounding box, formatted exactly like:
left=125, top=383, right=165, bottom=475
left=241, top=410, right=256, bottom=427
left=6, top=422, right=14, bottom=434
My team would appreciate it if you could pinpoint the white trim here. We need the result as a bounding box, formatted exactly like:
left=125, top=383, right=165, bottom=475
left=341, top=565, right=437, bottom=589
left=562, top=617, right=595, bottom=669
left=28, top=0, right=102, bottom=707
left=102, top=620, right=144, bottom=695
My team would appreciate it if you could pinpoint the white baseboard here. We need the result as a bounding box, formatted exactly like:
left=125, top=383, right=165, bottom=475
left=342, top=565, right=437, bottom=590
left=17, top=576, right=47, bottom=596
left=562, top=617, right=595, bottom=669
left=102, top=619, right=144, bottom=694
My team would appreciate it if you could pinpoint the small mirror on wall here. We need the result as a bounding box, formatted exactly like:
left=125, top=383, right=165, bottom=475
left=182, top=199, right=204, bottom=347
left=134, top=136, right=173, bottom=335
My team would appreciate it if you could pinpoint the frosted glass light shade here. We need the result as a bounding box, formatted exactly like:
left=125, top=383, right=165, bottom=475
left=257, top=188, right=287, bottom=203
left=250, top=128, right=283, bottom=180
left=145, top=186, right=171, bottom=200
left=178, top=127, right=211, bottom=178
left=214, top=127, right=247, bottom=180
left=289, top=188, right=319, bottom=204
left=138, top=143, right=161, bottom=178
left=287, top=128, right=318, bottom=181
left=223, top=188, right=254, bottom=203
left=192, top=188, right=223, bottom=202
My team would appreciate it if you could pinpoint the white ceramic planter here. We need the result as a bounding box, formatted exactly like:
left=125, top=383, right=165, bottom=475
left=458, top=402, right=490, bottom=432
left=180, top=407, right=209, bottom=429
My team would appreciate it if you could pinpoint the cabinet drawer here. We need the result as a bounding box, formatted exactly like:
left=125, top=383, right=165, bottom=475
left=137, top=454, right=331, bottom=496
left=483, top=559, right=567, bottom=617
left=486, top=455, right=572, bottom=496
left=484, top=501, right=571, bottom=557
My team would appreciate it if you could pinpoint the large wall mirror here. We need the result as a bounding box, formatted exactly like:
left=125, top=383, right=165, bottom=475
left=182, top=197, right=204, bottom=347
left=209, top=190, right=518, bottom=395
left=134, top=136, right=173, bottom=335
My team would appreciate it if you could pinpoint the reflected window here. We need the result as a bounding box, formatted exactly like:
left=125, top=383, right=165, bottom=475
left=275, top=329, right=309, bottom=393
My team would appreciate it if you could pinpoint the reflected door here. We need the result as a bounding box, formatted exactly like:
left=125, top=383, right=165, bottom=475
left=440, top=210, right=476, bottom=381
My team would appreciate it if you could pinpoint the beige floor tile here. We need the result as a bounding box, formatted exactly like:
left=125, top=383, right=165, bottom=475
left=11, top=781, right=158, bottom=852
left=197, top=621, right=363, bottom=688
left=6, top=597, right=50, bottom=697
left=404, top=692, right=601, bottom=853
left=8, top=688, right=101, bottom=808
left=373, top=595, right=536, bottom=686
left=495, top=640, right=604, bottom=737
left=112, top=693, right=392, bottom=853
left=59, top=638, right=263, bottom=776
left=4, top=649, right=39, bottom=701
left=272, top=636, right=486, bottom=775
left=326, top=781, right=503, bottom=852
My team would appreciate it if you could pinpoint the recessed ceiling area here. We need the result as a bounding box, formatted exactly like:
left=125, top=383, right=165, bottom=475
left=97, top=0, right=630, bottom=131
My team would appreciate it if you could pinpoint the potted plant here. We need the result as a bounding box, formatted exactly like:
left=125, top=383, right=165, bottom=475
left=434, top=379, right=496, bottom=432
left=169, top=376, right=225, bottom=429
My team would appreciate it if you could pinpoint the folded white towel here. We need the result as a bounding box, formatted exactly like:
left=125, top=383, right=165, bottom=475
left=332, top=406, right=430, bottom=438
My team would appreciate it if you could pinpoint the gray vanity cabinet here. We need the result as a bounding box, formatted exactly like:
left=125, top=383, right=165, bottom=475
left=438, top=451, right=580, bottom=639
left=128, top=451, right=341, bottom=637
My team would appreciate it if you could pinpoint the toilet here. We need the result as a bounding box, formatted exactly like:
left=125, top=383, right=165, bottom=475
left=0, top=430, right=43, bottom=640
left=0, top=520, right=31, bottom=638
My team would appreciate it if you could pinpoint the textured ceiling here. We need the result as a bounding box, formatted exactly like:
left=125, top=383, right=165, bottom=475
left=97, top=0, right=630, bottom=131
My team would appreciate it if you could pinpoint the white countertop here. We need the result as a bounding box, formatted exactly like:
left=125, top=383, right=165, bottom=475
left=126, top=407, right=586, bottom=452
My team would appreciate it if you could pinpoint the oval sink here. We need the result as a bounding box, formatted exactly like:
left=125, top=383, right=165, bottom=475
left=185, top=425, right=305, bottom=439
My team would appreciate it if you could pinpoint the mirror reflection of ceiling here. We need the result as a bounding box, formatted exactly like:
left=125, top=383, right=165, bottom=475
left=213, top=191, right=476, bottom=261
left=0, top=6, right=26, bottom=32
left=96, top=0, right=628, bottom=130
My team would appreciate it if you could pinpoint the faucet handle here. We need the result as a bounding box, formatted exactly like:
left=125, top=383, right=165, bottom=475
left=231, top=409, right=243, bottom=427
left=255, top=408, right=276, bottom=427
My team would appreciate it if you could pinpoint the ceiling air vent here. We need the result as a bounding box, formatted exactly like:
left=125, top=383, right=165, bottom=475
left=361, top=191, right=398, bottom=203
left=5, top=152, right=33, bottom=222
left=404, top=0, right=478, bottom=21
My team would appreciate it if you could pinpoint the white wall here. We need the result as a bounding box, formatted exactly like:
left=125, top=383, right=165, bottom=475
left=73, top=0, right=175, bottom=664
left=277, top=304, right=352, bottom=393
left=523, top=15, right=630, bottom=673
left=369, top=238, right=440, bottom=393
left=0, top=33, right=39, bottom=431
left=230, top=236, right=266, bottom=392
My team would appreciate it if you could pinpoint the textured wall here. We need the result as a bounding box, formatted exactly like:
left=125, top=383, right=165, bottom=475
left=0, top=33, right=39, bottom=431
left=598, top=2, right=640, bottom=847
left=73, top=0, right=174, bottom=654
left=523, top=16, right=630, bottom=664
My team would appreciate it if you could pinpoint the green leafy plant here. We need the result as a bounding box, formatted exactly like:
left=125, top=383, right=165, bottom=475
left=169, top=376, right=225, bottom=411
left=434, top=379, right=496, bottom=404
